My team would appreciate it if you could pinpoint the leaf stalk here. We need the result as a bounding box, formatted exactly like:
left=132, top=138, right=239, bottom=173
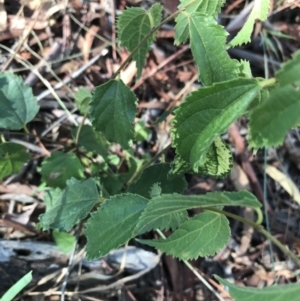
left=205, top=207, right=300, bottom=268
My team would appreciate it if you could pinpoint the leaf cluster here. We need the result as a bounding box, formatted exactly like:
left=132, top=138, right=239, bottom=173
left=1, top=0, right=300, bottom=299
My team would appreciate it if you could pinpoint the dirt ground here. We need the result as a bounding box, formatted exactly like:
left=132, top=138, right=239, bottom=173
left=0, top=0, right=300, bottom=300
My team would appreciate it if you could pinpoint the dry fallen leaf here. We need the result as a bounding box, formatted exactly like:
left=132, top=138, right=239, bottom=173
left=266, top=165, right=300, bottom=206
left=0, top=0, right=7, bottom=31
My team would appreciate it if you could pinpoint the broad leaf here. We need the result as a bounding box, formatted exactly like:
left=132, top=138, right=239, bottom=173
left=189, top=14, right=238, bottom=85
left=136, top=191, right=260, bottom=234
left=53, top=230, right=76, bottom=254
left=249, top=86, right=300, bottom=148
left=39, top=178, right=99, bottom=231
left=249, top=51, right=300, bottom=148
left=40, top=151, right=84, bottom=188
left=229, top=0, right=270, bottom=46
left=43, top=188, right=62, bottom=211
left=100, top=173, right=123, bottom=196
left=75, top=87, right=91, bottom=114
left=71, top=125, right=109, bottom=158
left=85, top=193, right=148, bottom=260
left=89, top=79, right=137, bottom=149
left=174, top=0, right=225, bottom=44
left=0, top=73, right=39, bottom=130
left=139, top=211, right=230, bottom=260
left=276, top=50, right=300, bottom=85
left=117, top=4, right=162, bottom=78
left=0, top=143, right=30, bottom=180
left=127, top=163, right=187, bottom=198
left=215, top=275, right=300, bottom=301
left=171, top=137, right=233, bottom=178
left=172, top=78, right=260, bottom=171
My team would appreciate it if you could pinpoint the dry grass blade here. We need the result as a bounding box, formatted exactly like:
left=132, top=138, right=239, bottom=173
left=266, top=165, right=300, bottom=206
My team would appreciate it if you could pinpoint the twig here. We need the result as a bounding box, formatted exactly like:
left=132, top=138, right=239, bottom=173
left=156, top=229, right=226, bottom=301
left=126, top=144, right=171, bottom=187
left=109, top=0, right=117, bottom=61
left=270, top=0, right=300, bottom=16
left=74, top=4, right=192, bottom=144
left=111, top=3, right=194, bottom=80
left=0, top=44, right=78, bottom=126
left=204, top=207, right=300, bottom=268
left=77, top=254, right=161, bottom=294
left=132, top=45, right=189, bottom=91
left=1, top=3, right=42, bottom=71
left=36, top=48, right=109, bottom=101
left=61, top=223, right=83, bottom=301
left=229, top=123, right=272, bottom=213
left=225, top=0, right=245, bottom=14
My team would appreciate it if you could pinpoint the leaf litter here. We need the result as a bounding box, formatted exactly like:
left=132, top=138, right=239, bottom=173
left=0, top=0, right=300, bottom=300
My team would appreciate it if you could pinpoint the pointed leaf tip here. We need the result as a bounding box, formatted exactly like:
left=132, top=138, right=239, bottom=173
left=85, top=193, right=148, bottom=260
left=171, top=78, right=260, bottom=171
left=0, top=72, right=39, bottom=130
left=117, top=4, right=162, bottom=78
left=89, top=79, right=137, bottom=149
left=39, top=178, right=99, bottom=231
left=215, top=275, right=300, bottom=301
left=139, top=211, right=230, bottom=260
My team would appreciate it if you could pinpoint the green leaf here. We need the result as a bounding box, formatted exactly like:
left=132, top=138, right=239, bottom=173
left=189, top=14, right=238, bottom=85
left=89, top=79, right=137, bottom=149
left=249, top=86, right=300, bottom=148
left=139, top=211, right=230, bottom=260
left=170, top=154, right=191, bottom=176
left=135, top=120, right=150, bottom=142
left=1, top=271, right=32, bottom=301
left=197, top=137, right=233, bottom=178
left=172, top=78, right=260, bottom=171
left=85, top=193, right=148, bottom=260
left=119, top=153, right=144, bottom=184
left=249, top=51, right=300, bottom=148
left=40, top=151, right=84, bottom=188
left=0, top=72, right=39, bottom=130
left=71, top=125, right=109, bottom=158
left=229, top=0, right=270, bottom=47
left=215, top=275, right=300, bottom=301
left=171, top=137, right=233, bottom=178
left=149, top=182, right=162, bottom=198
left=276, top=50, right=300, bottom=85
left=247, top=85, right=270, bottom=111
left=43, top=188, right=62, bottom=211
left=53, top=230, right=76, bottom=254
left=136, top=191, right=260, bottom=234
left=174, top=0, right=225, bottom=45
left=127, top=163, right=187, bottom=198
left=75, top=87, right=91, bottom=114
left=100, top=173, right=123, bottom=196
left=238, top=60, right=252, bottom=78
left=0, top=143, right=30, bottom=180
left=39, top=178, right=99, bottom=231
left=117, top=4, right=162, bottom=78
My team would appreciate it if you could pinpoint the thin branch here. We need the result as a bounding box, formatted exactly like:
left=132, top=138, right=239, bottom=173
left=126, top=144, right=171, bottom=187
left=156, top=229, right=226, bottom=301
left=204, top=207, right=300, bottom=268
